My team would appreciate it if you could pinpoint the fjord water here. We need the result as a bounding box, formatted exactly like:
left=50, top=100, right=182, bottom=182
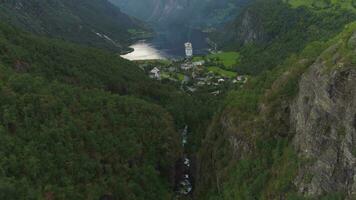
left=121, top=41, right=166, bottom=60
left=121, top=27, right=210, bottom=60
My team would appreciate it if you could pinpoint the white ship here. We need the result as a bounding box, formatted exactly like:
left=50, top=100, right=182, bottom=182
left=184, top=42, right=193, bottom=58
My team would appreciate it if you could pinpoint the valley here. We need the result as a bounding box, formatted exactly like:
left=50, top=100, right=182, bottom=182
left=0, top=0, right=355, bottom=200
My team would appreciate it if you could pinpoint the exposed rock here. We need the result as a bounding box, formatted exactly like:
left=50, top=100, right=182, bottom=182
left=221, top=113, right=253, bottom=159
left=291, top=56, right=356, bottom=198
left=235, top=10, right=266, bottom=45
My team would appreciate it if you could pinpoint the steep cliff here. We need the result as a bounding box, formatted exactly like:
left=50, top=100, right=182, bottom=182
left=291, top=30, right=356, bottom=198
left=195, top=23, right=356, bottom=200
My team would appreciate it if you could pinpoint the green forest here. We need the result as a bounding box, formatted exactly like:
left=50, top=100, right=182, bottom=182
left=0, top=0, right=355, bottom=199
left=0, top=21, right=217, bottom=199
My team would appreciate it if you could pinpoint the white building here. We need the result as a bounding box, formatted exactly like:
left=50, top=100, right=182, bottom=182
left=218, top=78, right=225, bottom=83
left=149, top=67, right=160, bottom=79
left=237, top=76, right=243, bottom=81
left=185, top=42, right=193, bottom=58
left=192, top=60, right=205, bottom=66
left=181, top=63, right=194, bottom=70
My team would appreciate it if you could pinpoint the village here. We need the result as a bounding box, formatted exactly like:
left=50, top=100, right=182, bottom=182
left=138, top=42, right=248, bottom=95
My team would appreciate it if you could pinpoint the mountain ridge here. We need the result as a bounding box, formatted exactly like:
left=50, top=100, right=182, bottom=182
left=0, top=0, right=149, bottom=51
left=110, top=0, right=250, bottom=29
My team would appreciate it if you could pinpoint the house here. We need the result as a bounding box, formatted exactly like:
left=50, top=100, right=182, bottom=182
left=187, top=87, right=197, bottom=92
left=211, top=90, right=221, bottom=96
left=149, top=67, right=160, bottom=79
left=181, top=63, right=194, bottom=70
left=197, top=81, right=206, bottom=86
left=192, top=60, right=205, bottom=66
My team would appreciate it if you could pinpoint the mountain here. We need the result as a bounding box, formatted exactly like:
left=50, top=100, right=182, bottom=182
left=192, top=1, right=356, bottom=199
left=218, top=0, right=356, bottom=75
left=196, top=21, right=356, bottom=200
left=0, top=0, right=149, bottom=51
left=110, top=0, right=250, bottom=29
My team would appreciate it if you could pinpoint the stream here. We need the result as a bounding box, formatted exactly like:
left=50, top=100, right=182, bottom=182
left=176, top=125, right=193, bottom=198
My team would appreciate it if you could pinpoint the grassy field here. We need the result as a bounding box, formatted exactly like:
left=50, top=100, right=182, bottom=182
left=161, top=72, right=171, bottom=79
left=193, top=51, right=240, bottom=69
left=208, top=51, right=240, bottom=68
left=177, top=73, right=185, bottom=81
left=193, top=51, right=239, bottom=78
left=207, top=66, right=237, bottom=78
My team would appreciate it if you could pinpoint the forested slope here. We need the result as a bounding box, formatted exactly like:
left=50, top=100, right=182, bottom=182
left=0, top=67, right=180, bottom=199
left=195, top=5, right=356, bottom=200
left=0, top=0, right=148, bottom=51
left=0, top=22, right=186, bottom=199
left=196, top=21, right=356, bottom=200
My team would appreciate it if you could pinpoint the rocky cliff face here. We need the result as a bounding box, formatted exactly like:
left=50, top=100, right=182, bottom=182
left=233, top=9, right=266, bottom=45
left=291, top=32, right=356, bottom=198
left=195, top=26, right=356, bottom=199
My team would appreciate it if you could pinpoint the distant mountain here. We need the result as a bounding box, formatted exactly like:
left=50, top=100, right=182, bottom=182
left=0, top=0, right=149, bottom=51
left=110, top=0, right=250, bottom=29
left=218, top=0, right=356, bottom=74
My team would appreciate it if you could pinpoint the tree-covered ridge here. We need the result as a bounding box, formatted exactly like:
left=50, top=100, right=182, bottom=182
left=0, top=63, right=180, bottom=199
left=0, top=22, right=178, bottom=199
left=0, top=22, right=151, bottom=95
left=0, top=0, right=148, bottom=51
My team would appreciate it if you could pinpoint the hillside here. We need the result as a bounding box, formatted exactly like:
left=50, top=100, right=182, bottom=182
left=196, top=21, right=356, bottom=200
left=0, top=0, right=149, bottom=51
left=191, top=1, right=356, bottom=200
left=0, top=68, right=180, bottom=199
left=0, top=18, right=220, bottom=199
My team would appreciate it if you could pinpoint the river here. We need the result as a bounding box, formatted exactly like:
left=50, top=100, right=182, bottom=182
left=121, top=27, right=210, bottom=60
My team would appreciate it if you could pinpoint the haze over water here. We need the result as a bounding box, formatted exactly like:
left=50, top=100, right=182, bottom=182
left=121, top=27, right=210, bottom=61
left=121, top=41, right=166, bottom=61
